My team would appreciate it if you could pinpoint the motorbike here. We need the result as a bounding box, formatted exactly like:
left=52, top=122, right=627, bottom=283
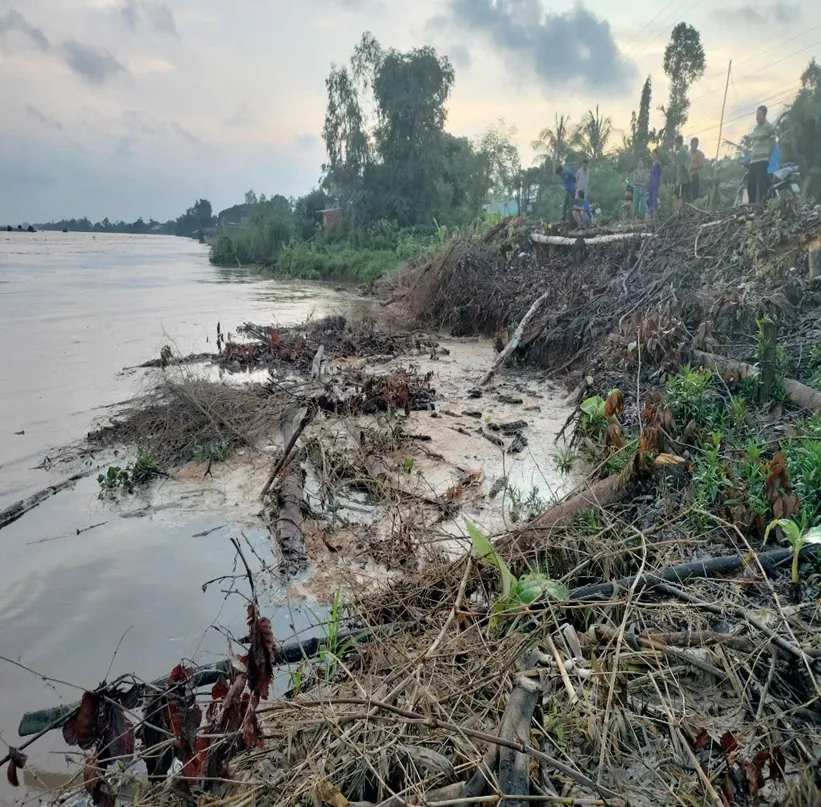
left=734, top=157, right=801, bottom=206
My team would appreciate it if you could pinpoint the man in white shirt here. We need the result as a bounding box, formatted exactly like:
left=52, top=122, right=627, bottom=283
left=576, top=158, right=590, bottom=197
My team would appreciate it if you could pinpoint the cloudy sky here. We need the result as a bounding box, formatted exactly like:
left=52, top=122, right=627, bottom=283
left=0, top=0, right=817, bottom=223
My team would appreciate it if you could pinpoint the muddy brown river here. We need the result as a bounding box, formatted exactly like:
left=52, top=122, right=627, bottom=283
left=0, top=232, right=575, bottom=804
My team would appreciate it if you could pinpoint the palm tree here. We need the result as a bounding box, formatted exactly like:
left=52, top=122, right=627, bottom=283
left=573, top=106, right=613, bottom=161
left=531, top=113, right=573, bottom=169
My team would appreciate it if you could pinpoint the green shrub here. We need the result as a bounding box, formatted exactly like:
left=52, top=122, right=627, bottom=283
left=665, top=366, right=716, bottom=427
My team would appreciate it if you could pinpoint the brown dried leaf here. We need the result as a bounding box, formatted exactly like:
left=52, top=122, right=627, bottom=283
left=316, top=780, right=350, bottom=807
left=62, top=691, right=99, bottom=750
left=607, top=422, right=624, bottom=449
left=604, top=390, right=625, bottom=418
left=247, top=605, right=275, bottom=700
left=6, top=763, right=19, bottom=788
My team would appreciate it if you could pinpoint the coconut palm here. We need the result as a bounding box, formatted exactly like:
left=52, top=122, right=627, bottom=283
left=573, top=106, right=613, bottom=161
left=531, top=113, right=573, bottom=168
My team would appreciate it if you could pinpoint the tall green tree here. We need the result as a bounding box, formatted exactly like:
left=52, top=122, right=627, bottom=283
left=662, top=23, right=706, bottom=146
left=779, top=59, right=821, bottom=198
left=477, top=119, right=522, bottom=199
left=574, top=106, right=613, bottom=160
left=531, top=114, right=573, bottom=169
left=370, top=44, right=455, bottom=224
left=322, top=63, right=370, bottom=213
left=631, top=76, right=653, bottom=154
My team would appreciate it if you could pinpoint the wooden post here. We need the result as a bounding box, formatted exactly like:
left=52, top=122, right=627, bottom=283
left=759, top=317, right=777, bottom=405
left=711, top=60, right=732, bottom=209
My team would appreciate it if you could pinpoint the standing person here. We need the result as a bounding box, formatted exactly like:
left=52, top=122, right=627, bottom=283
left=748, top=105, right=776, bottom=203
left=673, top=135, right=690, bottom=212
left=648, top=149, right=662, bottom=216
left=556, top=165, right=577, bottom=221
left=632, top=159, right=648, bottom=217
left=576, top=158, right=590, bottom=197
left=572, top=190, right=592, bottom=229
left=689, top=137, right=706, bottom=201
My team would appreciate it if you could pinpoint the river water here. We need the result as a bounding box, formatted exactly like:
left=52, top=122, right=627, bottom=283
left=0, top=233, right=358, bottom=800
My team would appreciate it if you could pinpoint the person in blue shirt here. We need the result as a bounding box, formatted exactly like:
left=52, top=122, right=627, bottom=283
left=572, top=190, right=592, bottom=229
left=556, top=165, right=577, bottom=221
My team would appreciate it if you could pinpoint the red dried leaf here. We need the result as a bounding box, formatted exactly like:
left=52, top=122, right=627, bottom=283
left=246, top=605, right=275, bottom=700
left=271, top=332, right=280, bottom=348
left=207, top=675, right=230, bottom=721
left=169, top=664, right=190, bottom=683
left=63, top=691, right=99, bottom=750
left=242, top=693, right=263, bottom=750
left=695, top=729, right=710, bottom=751
left=6, top=763, right=19, bottom=788
left=720, top=732, right=739, bottom=754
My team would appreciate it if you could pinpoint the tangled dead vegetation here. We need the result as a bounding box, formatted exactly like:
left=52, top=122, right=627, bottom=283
left=394, top=204, right=821, bottom=379
left=87, top=376, right=289, bottom=466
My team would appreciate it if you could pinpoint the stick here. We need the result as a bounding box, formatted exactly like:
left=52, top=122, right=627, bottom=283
left=261, top=407, right=314, bottom=499
left=0, top=473, right=90, bottom=532
left=692, top=349, right=821, bottom=411
left=480, top=292, right=551, bottom=386
left=498, top=677, right=541, bottom=807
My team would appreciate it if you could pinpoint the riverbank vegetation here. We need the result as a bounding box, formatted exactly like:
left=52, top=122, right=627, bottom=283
left=206, top=26, right=821, bottom=283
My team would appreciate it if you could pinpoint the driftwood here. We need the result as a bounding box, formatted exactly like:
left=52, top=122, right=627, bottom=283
left=479, top=292, right=551, bottom=386
left=17, top=628, right=373, bottom=737
left=693, top=349, right=821, bottom=411
left=530, top=232, right=654, bottom=246
left=0, top=473, right=90, bottom=532
left=261, top=407, right=314, bottom=498
left=276, top=459, right=307, bottom=576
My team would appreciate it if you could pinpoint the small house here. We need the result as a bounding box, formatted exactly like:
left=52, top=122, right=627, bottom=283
left=317, top=207, right=343, bottom=231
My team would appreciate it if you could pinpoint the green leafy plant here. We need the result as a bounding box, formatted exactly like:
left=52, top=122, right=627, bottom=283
left=132, top=446, right=160, bottom=484
left=315, top=590, right=365, bottom=681
left=194, top=442, right=231, bottom=463
left=466, top=521, right=568, bottom=621
left=553, top=447, right=575, bottom=475
left=665, top=366, right=716, bottom=427
left=580, top=395, right=607, bottom=439
left=692, top=432, right=730, bottom=506
left=507, top=485, right=551, bottom=517
left=98, top=466, right=131, bottom=493
left=764, top=519, right=821, bottom=583
left=728, top=396, right=748, bottom=432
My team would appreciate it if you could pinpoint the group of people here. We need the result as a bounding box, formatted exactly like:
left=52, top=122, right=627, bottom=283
left=555, top=159, right=601, bottom=229
left=553, top=105, right=779, bottom=225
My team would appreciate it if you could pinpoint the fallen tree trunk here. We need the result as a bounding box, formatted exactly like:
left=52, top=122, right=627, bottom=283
left=530, top=232, right=654, bottom=246
left=508, top=471, right=631, bottom=551
left=261, top=406, right=313, bottom=498
left=275, top=459, right=307, bottom=576
left=693, top=349, right=821, bottom=411
left=0, top=473, right=90, bottom=532
left=479, top=291, right=551, bottom=386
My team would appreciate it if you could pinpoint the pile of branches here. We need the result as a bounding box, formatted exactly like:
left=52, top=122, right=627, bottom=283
left=224, top=315, right=429, bottom=372
left=396, top=205, right=821, bottom=376
left=88, top=376, right=288, bottom=466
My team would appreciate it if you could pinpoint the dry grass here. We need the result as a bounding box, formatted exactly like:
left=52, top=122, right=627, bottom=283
left=88, top=374, right=290, bottom=466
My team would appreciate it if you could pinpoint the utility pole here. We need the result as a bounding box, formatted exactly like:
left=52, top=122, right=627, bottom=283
left=712, top=60, right=732, bottom=208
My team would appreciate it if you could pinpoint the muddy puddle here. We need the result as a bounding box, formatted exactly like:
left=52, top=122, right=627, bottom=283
left=0, top=234, right=576, bottom=805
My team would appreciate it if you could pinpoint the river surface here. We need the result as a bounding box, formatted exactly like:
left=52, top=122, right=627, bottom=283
left=0, top=233, right=359, bottom=802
